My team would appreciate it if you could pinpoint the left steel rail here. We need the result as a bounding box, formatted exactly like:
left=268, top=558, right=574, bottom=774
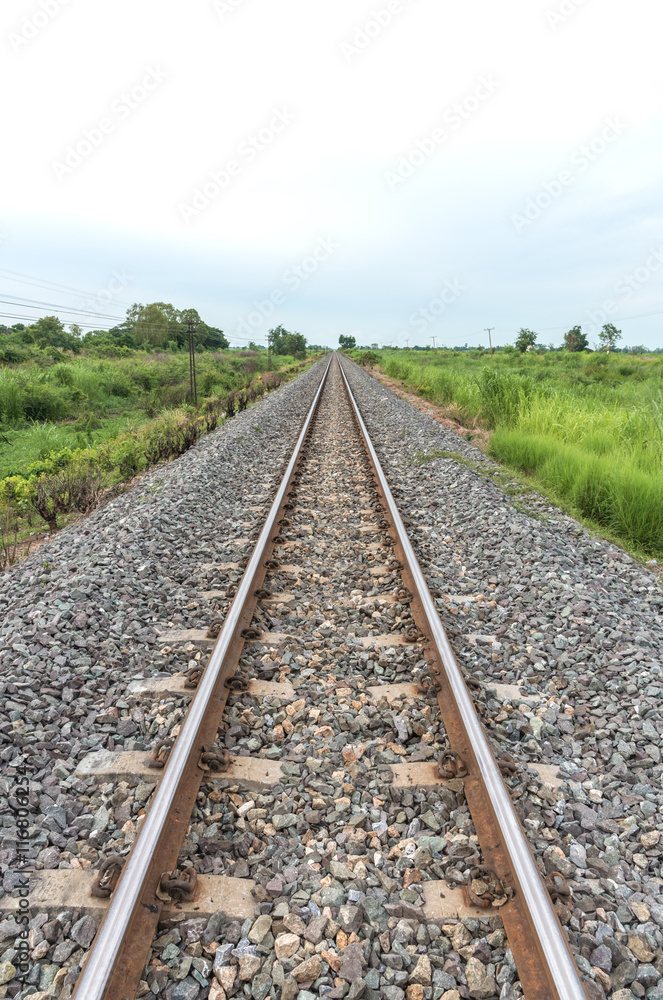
left=72, top=353, right=333, bottom=1000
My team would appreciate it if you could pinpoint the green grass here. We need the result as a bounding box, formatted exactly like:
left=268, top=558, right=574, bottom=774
left=0, top=412, right=152, bottom=479
left=0, top=348, right=315, bottom=564
left=0, top=349, right=300, bottom=477
left=363, top=348, right=663, bottom=560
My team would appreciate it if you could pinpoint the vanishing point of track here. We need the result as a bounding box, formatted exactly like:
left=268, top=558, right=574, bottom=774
left=72, top=354, right=588, bottom=1000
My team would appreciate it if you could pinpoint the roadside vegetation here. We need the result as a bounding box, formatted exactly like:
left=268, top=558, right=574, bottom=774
left=0, top=307, right=317, bottom=568
left=351, top=347, right=663, bottom=561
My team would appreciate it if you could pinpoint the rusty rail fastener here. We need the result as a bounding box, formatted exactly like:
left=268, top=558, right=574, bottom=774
left=436, top=750, right=468, bottom=780
left=184, top=665, right=204, bottom=689
left=241, top=626, right=262, bottom=640
left=159, top=868, right=198, bottom=902
left=545, top=872, right=572, bottom=903
left=91, top=856, right=126, bottom=898
left=466, top=865, right=515, bottom=909
left=149, top=739, right=174, bottom=769
left=206, top=617, right=224, bottom=639
left=497, top=752, right=519, bottom=777
left=225, top=674, right=250, bottom=692
left=416, top=675, right=441, bottom=696
left=198, top=745, right=231, bottom=773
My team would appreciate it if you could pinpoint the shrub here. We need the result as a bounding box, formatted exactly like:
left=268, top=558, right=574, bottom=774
left=22, top=385, right=67, bottom=421
left=0, top=381, right=23, bottom=422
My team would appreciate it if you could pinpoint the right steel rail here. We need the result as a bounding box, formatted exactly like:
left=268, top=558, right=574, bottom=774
left=338, top=355, right=587, bottom=1000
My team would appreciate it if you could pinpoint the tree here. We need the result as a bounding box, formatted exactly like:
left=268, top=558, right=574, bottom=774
left=598, top=323, right=622, bottom=352
left=268, top=325, right=306, bottom=358
left=283, top=332, right=307, bottom=359
left=268, top=325, right=288, bottom=354
left=132, top=303, right=171, bottom=347
left=514, top=328, right=537, bottom=353
left=563, top=325, right=589, bottom=352
left=339, top=334, right=356, bottom=350
left=25, top=316, right=81, bottom=353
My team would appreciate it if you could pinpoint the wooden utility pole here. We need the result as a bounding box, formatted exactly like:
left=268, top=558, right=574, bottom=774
left=485, top=327, right=495, bottom=356
left=187, top=320, right=198, bottom=402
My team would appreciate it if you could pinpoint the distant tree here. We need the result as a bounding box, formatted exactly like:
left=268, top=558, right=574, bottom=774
left=563, top=325, right=589, bottom=352
left=267, top=326, right=306, bottom=358
left=339, top=334, right=356, bottom=350
left=132, top=303, right=171, bottom=347
left=70, top=323, right=83, bottom=339
left=598, top=323, right=622, bottom=352
left=514, top=328, right=538, bottom=353
left=25, top=315, right=81, bottom=353
left=268, top=325, right=287, bottom=354
left=201, top=326, right=229, bottom=349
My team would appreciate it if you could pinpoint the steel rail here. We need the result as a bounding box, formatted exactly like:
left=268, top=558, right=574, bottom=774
left=73, top=353, right=334, bottom=1000
left=337, top=355, right=587, bottom=1000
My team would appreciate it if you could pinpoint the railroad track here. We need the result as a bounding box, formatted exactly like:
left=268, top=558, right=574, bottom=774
left=69, top=353, right=587, bottom=1000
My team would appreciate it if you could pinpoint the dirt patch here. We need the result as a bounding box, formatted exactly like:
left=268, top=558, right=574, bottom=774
left=364, top=366, right=490, bottom=450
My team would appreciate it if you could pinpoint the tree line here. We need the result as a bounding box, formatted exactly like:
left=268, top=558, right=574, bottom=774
left=0, top=306, right=311, bottom=359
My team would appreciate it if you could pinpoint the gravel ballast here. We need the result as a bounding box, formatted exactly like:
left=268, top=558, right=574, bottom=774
left=0, top=361, right=327, bottom=998
left=2, top=353, right=662, bottom=1000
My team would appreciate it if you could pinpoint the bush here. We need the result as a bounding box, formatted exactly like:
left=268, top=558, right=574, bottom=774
left=476, top=367, right=533, bottom=429
left=489, top=430, right=663, bottom=556
left=22, top=385, right=67, bottom=421
left=0, top=381, right=23, bottom=422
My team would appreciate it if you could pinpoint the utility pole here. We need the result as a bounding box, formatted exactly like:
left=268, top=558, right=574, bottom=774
left=187, top=319, right=198, bottom=402
left=431, top=336, right=436, bottom=351
left=485, top=327, right=495, bottom=356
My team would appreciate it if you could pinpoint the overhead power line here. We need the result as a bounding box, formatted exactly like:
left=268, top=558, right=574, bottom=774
left=0, top=266, right=135, bottom=310
left=0, top=295, right=125, bottom=322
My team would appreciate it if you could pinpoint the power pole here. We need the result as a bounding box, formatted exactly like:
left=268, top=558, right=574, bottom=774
left=431, top=336, right=436, bottom=351
left=485, top=327, right=495, bottom=356
left=187, top=319, right=198, bottom=402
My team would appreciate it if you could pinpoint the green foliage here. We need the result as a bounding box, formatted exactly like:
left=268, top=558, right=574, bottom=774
left=489, top=430, right=662, bottom=555
left=373, top=347, right=663, bottom=558
left=25, top=316, right=82, bottom=353
left=339, top=334, right=356, bottom=350
left=514, top=328, right=538, bottom=353
left=563, top=326, right=589, bottom=352
left=598, top=323, right=622, bottom=352
left=0, top=351, right=310, bottom=542
left=268, top=326, right=307, bottom=359
left=476, top=367, right=533, bottom=429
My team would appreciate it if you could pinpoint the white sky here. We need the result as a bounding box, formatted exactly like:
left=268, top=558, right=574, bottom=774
left=2, top=0, right=662, bottom=348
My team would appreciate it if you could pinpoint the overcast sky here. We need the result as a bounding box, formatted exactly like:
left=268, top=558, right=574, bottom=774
left=2, top=0, right=662, bottom=348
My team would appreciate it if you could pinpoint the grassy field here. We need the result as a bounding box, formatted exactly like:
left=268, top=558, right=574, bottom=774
left=0, top=350, right=299, bottom=478
left=355, top=348, right=663, bottom=560
left=0, top=346, right=311, bottom=566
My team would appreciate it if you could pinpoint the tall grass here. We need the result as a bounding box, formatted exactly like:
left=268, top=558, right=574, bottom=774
left=374, top=350, right=663, bottom=558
